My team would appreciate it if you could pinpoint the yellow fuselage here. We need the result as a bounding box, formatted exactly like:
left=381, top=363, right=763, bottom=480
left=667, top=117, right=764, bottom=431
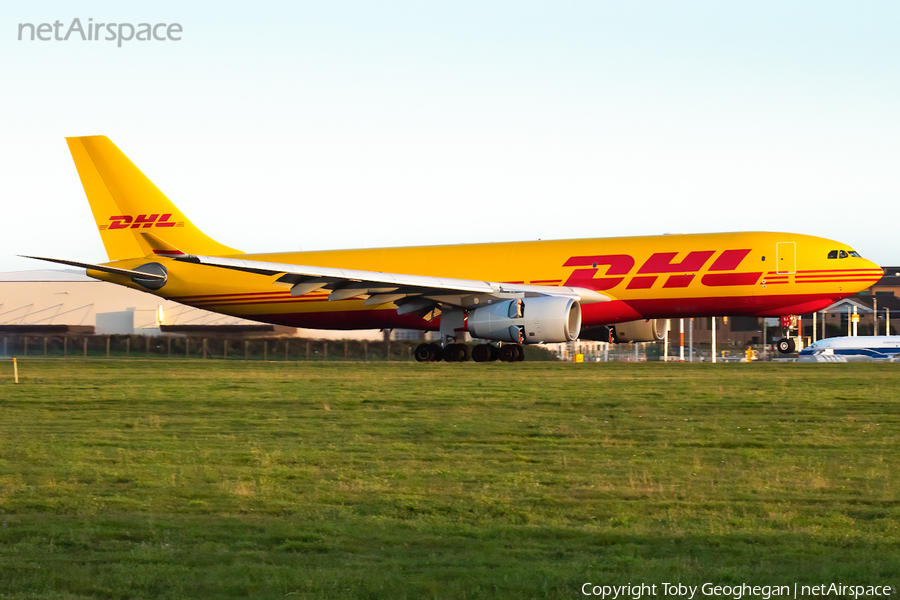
left=93, top=231, right=882, bottom=331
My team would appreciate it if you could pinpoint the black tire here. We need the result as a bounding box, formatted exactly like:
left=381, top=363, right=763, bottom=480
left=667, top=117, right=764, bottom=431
left=471, top=344, right=491, bottom=362
left=457, top=344, right=470, bottom=362
left=444, top=343, right=463, bottom=362
left=777, top=338, right=796, bottom=354
left=442, top=344, right=456, bottom=362
left=414, top=343, right=432, bottom=362
left=514, top=345, right=525, bottom=361
left=488, top=344, right=499, bottom=361
left=499, top=345, right=518, bottom=362
left=428, top=343, right=443, bottom=362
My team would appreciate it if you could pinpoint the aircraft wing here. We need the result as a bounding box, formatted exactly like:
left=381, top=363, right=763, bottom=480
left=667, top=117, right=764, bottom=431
left=176, top=254, right=609, bottom=316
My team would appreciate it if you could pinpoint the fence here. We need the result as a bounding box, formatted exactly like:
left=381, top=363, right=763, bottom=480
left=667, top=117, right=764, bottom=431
left=0, top=334, right=421, bottom=362
left=560, top=340, right=779, bottom=362
left=4, top=334, right=771, bottom=362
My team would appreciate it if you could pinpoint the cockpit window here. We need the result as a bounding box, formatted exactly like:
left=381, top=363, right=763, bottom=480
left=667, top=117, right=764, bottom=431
left=828, top=250, right=838, bottom=259
left=849, top=251, right=861, bottom=257
left=839, top=250, right=849, bottom=259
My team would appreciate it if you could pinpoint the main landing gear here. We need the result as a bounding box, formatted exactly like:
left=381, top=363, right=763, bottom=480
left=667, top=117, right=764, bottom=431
left=414, top=343, right=525, bottom=363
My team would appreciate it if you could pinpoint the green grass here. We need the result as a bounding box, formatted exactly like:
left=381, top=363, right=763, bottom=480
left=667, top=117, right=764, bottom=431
left=0, top=360, right=898, bottom=599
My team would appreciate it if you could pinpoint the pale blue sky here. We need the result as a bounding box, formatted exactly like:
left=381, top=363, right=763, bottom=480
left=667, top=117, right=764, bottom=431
left=1, top=1, right=898, bottom=271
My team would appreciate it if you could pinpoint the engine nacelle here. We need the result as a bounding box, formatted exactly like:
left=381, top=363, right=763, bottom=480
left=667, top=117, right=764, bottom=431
left=468, top=296, right=582, bottom=344
left=612, top=319, right=668, bottom=343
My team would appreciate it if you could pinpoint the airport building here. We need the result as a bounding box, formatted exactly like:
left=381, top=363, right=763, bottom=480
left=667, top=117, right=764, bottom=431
left=0, top=270, right=384, bottom=341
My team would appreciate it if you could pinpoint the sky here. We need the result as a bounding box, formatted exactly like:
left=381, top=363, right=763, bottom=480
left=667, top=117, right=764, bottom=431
left=1, top=1, right=898, bottom=272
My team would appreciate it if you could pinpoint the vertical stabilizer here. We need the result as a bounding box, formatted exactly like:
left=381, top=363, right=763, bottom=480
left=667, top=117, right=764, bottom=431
left=66, top=136, right=241, bottom=260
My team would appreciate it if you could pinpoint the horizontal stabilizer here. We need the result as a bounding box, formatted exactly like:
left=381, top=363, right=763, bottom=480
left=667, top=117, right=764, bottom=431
left=21, top=256, right=166, bottom=280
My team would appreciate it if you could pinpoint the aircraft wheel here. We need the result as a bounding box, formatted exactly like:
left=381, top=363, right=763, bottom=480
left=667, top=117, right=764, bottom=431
left=488, top=344, right=499, bottom=361
left=444, top=343, right=462, bottom=362
left=414, top=343, right=433, bottom=362
left=428, top=343, right=444, bottom=362
left=777, top=338, right=796, bottom=354
left=514, top=344, right=525, bottom=361
left=499, top=345, right=519, bottom=362
left=471, top=344, right=491, bottom=362
left=445, top=343, right=469, bottom=362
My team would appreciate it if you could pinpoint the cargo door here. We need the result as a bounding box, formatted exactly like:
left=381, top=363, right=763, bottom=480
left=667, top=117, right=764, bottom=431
left=776, top=242, right=796, bottom=274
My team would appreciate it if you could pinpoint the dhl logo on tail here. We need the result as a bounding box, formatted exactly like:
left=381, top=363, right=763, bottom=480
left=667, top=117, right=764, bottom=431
left=99, top=214, right=186, bottom=230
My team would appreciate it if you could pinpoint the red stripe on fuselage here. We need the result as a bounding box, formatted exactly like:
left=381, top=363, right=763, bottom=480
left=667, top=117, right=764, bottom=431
left=190, top=297, right=329, bottom=308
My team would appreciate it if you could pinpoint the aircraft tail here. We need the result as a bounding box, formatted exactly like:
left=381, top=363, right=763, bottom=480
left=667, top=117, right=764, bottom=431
left=66, top=136, right=241, bottom=261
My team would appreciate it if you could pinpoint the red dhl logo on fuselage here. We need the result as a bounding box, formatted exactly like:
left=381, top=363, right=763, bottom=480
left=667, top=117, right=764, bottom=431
left=563, top=249, right=762, bottom=290
left=99, top=214, right=185, bottom=230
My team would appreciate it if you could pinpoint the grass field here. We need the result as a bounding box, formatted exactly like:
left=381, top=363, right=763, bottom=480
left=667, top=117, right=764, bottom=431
left=0, top=360, right=898, bottom=599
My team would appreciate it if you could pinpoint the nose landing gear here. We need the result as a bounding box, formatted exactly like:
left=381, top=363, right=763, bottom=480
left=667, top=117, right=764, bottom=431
left=776, top=338, right=796, bottom=354
left=776, top=315, right=799, bottom=354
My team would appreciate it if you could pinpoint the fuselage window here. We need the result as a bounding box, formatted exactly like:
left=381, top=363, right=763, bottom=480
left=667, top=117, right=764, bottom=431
left=839, top=250, right=849, bottom=259
left=849, top=251, right=861, bottom=257
left=828, top=250, right=838, bottom=259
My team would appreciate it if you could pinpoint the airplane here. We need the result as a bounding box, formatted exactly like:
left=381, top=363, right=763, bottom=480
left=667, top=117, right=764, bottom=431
left=25, top=136, right=884, bottom=362
left=797, top=336, right=900, bottom=362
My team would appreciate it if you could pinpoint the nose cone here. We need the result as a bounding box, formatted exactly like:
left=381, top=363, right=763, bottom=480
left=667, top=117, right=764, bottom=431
left=852, top=256, right=884, bottom=294
left=864, top=257, right=883, bottom=273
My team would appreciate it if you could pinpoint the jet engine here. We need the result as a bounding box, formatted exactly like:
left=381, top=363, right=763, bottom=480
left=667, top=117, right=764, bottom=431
left=612, top=319, right=668, bottom=343
left=468, top=296, right=582, bottom=344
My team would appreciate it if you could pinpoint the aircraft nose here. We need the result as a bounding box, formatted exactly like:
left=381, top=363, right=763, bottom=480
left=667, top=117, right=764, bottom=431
left=857, top=256, right=884, bottom=292
left=864, top=257, right=883, bottom=274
